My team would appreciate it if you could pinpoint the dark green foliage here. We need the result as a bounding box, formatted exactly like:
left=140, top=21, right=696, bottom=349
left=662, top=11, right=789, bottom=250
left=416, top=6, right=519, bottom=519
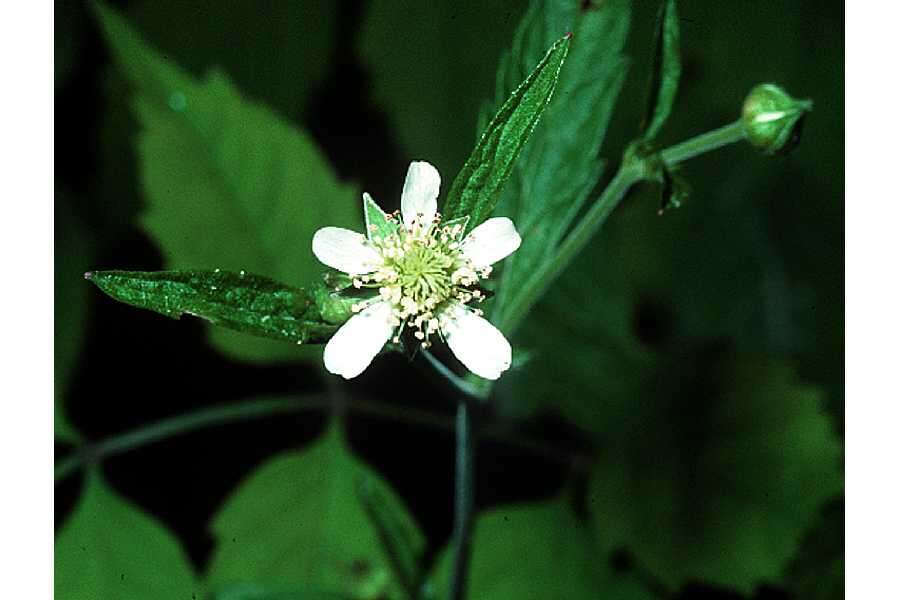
left=442, top=34, right=571, bottom=232
left=86, top=270, right=337, bottom=345
left=640, top=0, right=681, bottom=141
left=213, top=584, right=346, bottom=600
left=358, top=1, right=525, bottom=179
left=56, top=1, right=843, bottom=599
left=785, top=499, right=844, bottom=600
left=124, top=0, right=337, bottom=120
left=587, top=354, right=842, bottom=592
left=487, top=0, right=632, bottom=334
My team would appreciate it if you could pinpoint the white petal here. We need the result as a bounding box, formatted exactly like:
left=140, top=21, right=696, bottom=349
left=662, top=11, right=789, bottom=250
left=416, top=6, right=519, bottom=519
left=441, top=305, right=512, bottom=380
left=323, top=301, right=395, bottom=379
left=460, top=217, right=522, bottom=269
left=400, top=161, right=440, bottom=229
left=312, top=227, right=383, bottom=275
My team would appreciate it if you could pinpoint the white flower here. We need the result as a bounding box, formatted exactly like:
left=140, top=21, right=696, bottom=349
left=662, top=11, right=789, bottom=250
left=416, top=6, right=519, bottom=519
left=312, top=160, right=522, bottom=380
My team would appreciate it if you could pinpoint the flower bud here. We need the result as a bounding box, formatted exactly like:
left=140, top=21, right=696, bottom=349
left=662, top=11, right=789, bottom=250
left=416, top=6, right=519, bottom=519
left=741, top=83, right=812, bottom=155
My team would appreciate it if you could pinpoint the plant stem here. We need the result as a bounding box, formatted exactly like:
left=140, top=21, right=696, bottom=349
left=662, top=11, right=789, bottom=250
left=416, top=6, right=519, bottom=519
left=55, top=394, right=588, bottom=483
left=54, top=396, right=325, bottom=481
left=448, top=400, right=476, bottom=600
left=470, top=119, right=748, bottom=401
left=421, top=350, right=489, bottom=400
left=659, top=119, right=745, bottom=166
left=498, top=165, right=642, bottom=336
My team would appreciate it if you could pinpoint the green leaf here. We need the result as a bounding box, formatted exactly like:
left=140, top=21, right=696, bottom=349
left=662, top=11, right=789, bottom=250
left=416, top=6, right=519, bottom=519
left=442, top=33, right=572, bottom=232
left=357, top=477, right=424, bottom=598
left=94, top=3, right=360, bottom=363
left=485, top=0, right=632, bottom=334
left=358, top=2, right=525, bottom=179
left=587, top=353, right=843, bottom=593
left=86, top=270, right=337, bottom=345
left=55, top=471, right=200, bottom=600
left=640, top=0, right=681, bottom=141
left=206, top=422, right=424, bottom=600
left=430, top=497, right=653, bottom=600
left=363, top=192, right=399, bottom=242
left=55, top=190, right=93, bottom=442
left=213, top=583, right=346, bottom=600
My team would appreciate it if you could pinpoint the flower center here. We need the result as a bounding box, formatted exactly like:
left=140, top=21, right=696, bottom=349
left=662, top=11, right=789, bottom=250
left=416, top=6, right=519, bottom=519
left=394, top=244, right=455, bottom=306
left=350, top=213, right=489, bottom=347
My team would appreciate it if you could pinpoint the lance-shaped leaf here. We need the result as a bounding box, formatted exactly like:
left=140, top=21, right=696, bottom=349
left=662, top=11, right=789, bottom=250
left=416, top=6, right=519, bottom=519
left=484, top=0, right=632, bottom=336
left=640, top=0, right=681, bottom=141
left=86, top=270, right=338, bottom=345
left=442, top=33, right=571, bottom=232
left=94, top=3, right=360, bottom=362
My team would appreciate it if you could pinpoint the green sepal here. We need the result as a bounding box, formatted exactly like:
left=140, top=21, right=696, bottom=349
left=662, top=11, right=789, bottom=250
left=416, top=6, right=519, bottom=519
left=86, top=269, right=337, bottom=345
left=439, top=215, right=470, bottom=241
left=442, top=34, right=571, bottom=233
left=322, top=270, right=354, bottom=292
left=363, top=192, right=399, bottom=242
left=312, top=283, right=360, bottom=326
left=641, top=0, right=681, bottom=141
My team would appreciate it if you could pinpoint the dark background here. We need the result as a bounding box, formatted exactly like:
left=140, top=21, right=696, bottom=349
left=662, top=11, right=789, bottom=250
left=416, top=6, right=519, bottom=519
left=55, top=1, right=844, bottom=599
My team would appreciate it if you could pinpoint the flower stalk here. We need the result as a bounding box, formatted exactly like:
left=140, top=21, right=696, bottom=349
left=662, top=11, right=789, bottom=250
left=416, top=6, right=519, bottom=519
left=659, top=119, right=746, bottom=165
left=448, top=400, right=476, bottom=600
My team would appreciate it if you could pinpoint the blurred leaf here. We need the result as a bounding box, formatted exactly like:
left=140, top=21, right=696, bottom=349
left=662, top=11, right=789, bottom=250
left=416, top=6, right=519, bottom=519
left=126, top=0, right=337, bottom=119
left=213, top=583, right=345, bottom=600
left=487, top=0, right=632, bottom=334
left=94, top=3, right=360, bottom=363
left=86, top=270, right=337, bottom=345
left=431, top=498, right=652, bottom=600
left=359, top=1, right=524, bottom=178
left=616, top=1, right=844, bottom=420
left=55, top=190, right=93, bottom=442
left=357, top=477, right=425, bottom=598
left=498, top=182, right=798, bottom=424
left=207, top=423, right=424, bottom=600
left=443, top=34, right=571, bottom=232
left=55, top=471, right=199, bottom=600
left=587, top=353, right=843, bottom=593
left=55, top=2, right=85, bottom=88
left=784, top=498, right=844, bottom=600
left=640, top=0, right=681, bottom=141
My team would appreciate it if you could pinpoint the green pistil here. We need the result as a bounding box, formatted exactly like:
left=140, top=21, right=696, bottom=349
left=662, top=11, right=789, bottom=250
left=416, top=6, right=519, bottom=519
left=394, top=245, right=454, bottom=305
